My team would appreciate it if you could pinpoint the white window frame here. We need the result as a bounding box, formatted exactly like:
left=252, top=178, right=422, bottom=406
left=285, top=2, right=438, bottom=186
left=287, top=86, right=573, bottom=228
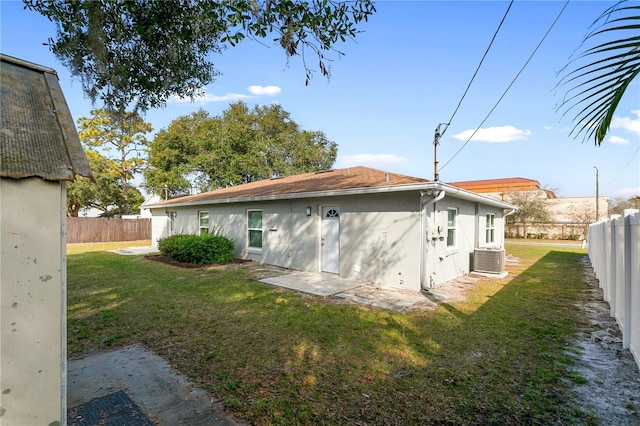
left=247, top=209, right=263, bottom=251
left=446, top=208, right=457, bottom=247
left=486, top=213, right=495, bottom=244
left=199, top=211, right=209, bottom=235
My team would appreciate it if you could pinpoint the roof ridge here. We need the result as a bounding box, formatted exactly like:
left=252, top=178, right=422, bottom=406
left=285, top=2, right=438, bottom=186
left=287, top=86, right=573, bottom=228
left=154, top=165, right=430, bottom=205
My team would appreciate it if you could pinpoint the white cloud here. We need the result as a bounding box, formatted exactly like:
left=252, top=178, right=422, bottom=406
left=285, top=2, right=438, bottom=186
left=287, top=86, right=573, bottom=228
left=169, top=91, right=249, bottom=104
left=544, top=126, right=552, bottom=130
left=613, top=186, right=640, bottom=199
left=451, top=126, right=531, bottom=143
left=608, top=135, right=629, bottom=145
left=337, top=153, right=409, bottom=168
left=611, top=110, right=640, bottom=136
left=248, top=85, right=281, bottom=96
left=168, top=84, right=281, bottom=105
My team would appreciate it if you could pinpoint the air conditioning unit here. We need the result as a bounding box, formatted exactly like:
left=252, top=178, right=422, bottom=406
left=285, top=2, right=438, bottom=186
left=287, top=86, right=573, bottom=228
left=473, top=248, right=505, bottom=273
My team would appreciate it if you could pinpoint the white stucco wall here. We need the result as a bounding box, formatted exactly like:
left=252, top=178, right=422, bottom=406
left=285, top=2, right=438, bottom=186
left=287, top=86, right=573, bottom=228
left=1, top=177, right=66, bottom=425
left=149, top=191, right=508, bottom=292
left=337, top=192, right=421, bottom=290
left=426, top=198, right=506, bottom=286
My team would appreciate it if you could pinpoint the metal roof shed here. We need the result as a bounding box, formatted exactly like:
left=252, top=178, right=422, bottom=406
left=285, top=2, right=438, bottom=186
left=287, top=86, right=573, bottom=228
left=1, top=53, right=92, bottom=425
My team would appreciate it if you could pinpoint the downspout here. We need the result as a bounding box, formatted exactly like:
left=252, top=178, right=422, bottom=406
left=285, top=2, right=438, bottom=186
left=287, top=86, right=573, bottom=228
left=503, top=207, right=517, bottom=244
left=420, top=189, right=446, bottom=290
left=474, top=202, right=480, bottom=249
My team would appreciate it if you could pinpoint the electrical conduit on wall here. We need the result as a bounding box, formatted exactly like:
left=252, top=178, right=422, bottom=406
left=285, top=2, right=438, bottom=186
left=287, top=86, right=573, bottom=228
left=420, top=190, right=445, bottom=290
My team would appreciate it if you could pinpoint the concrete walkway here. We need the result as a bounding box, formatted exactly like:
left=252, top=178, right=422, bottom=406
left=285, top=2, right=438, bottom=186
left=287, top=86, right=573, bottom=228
left=108, top=245, right=159, bottom=256
left=68, top=345, right=242, bottom=425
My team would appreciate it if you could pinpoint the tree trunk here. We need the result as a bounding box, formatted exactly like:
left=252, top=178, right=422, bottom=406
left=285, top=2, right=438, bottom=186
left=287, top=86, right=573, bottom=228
left=121, top=149, right=130, bottom=215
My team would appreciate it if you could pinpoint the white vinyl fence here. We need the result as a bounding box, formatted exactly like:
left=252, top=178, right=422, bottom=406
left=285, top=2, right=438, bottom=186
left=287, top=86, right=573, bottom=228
left=588, top=209, right=640, bottom=372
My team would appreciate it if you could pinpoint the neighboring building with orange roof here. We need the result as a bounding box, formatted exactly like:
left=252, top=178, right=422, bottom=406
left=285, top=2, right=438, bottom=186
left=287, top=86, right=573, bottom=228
left=450, top=177, right=557, bottom=200
left=449, top=177, right=608, bottom=239
left=148, top=166, right=517, bottom=291
left=450, top=177, right=541, bottom=193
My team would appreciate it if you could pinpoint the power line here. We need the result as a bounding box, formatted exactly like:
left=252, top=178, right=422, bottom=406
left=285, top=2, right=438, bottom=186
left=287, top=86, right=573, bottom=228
left=441, top=0, right=514, bottom=137
left=613, top=143, right=640, bottom=182
left=439, top=0, right=570, bottom=173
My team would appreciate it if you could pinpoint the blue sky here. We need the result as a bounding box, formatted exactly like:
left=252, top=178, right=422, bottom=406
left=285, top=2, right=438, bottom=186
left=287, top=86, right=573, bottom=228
left=2, top=0, right=639, bottom=200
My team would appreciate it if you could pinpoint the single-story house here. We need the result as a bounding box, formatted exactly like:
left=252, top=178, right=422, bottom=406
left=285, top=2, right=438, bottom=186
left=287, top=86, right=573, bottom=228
left=1, top=54, right=93, bottom=424
left=149, top=167, right=516, bottom=291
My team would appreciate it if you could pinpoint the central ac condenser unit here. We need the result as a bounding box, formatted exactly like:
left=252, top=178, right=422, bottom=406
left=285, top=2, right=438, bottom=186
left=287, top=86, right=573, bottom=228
left=473, top=248, right=505, bottom=273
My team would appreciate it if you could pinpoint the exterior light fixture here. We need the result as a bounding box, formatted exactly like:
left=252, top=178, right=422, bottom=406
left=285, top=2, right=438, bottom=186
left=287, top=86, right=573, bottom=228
left=306, top=206, right=312, bottom=216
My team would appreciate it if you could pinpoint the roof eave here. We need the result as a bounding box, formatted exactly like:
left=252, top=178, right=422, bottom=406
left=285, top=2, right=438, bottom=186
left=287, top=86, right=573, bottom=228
left=435, top=182, right=518, bottom=210
left=147, top=181, right=516, bottom=210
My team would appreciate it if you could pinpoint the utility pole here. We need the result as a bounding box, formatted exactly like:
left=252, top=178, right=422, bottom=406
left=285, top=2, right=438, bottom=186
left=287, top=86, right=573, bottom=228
left=594, top=166, right=599, bottom=220
left=433, top=123, right=449, bottom=181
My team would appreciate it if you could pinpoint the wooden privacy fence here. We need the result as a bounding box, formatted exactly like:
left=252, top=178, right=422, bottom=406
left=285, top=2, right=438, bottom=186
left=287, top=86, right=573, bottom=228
left=67, top=217, right=151, bottom=243
left=588, top=209, right=640, bottom=372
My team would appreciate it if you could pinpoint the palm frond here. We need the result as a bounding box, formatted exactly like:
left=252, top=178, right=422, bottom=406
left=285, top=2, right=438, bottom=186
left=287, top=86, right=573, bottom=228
left=557, top=2, right=640, bottom=145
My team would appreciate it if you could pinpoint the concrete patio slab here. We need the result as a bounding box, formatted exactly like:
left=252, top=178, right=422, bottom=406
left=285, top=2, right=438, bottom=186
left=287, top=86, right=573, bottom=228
left=260, top=272, right=434, bottom=312
left=336, top=284, right=431, bottom=312
left=260, top=271, right=364, bottom=297
left=108, top=246, right=159, bottom=256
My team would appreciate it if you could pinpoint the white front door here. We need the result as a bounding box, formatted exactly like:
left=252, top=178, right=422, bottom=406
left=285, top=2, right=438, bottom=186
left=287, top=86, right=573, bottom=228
left=321, top=206, right=340, bottom=274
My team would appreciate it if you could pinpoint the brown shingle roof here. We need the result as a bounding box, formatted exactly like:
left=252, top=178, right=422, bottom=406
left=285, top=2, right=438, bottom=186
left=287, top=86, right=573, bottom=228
left=155, top=166, right=430, bottom=206
left=449, top=177, right=540, bottom=193
left=0, top=54, right=92, bottom=182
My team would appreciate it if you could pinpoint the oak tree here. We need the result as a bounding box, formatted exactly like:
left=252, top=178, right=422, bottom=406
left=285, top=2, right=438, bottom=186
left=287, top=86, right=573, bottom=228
left=24, top=0, right=376, bottom=112
left=144, top=101, right=337, bottom=197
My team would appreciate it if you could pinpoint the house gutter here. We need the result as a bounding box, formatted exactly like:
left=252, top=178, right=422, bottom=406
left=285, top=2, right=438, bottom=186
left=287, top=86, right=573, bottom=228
left=420, top=189, right=445, bottom=290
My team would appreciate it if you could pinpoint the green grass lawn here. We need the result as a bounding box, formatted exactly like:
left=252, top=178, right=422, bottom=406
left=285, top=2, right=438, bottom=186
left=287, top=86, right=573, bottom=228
left=67, top=242, right=594, bottom=425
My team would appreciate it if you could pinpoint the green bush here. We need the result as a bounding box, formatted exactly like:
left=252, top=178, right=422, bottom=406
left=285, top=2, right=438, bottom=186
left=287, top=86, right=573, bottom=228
left=157, top=233, right=235, bottom=265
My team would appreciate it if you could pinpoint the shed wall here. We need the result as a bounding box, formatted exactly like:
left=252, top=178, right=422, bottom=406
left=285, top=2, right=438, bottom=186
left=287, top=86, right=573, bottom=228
left=0, top=177, right=66, bottom=425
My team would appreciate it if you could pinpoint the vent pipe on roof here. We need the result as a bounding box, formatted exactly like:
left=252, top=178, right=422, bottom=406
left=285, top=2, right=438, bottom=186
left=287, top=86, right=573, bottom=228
left=347, top=167, right=350, bottom=175
left=384, top=172, right=389, bottom=182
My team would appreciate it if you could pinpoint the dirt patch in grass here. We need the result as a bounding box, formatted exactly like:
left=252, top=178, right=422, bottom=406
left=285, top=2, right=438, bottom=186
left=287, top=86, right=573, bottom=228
left=565, top=257, right=640, bottom=424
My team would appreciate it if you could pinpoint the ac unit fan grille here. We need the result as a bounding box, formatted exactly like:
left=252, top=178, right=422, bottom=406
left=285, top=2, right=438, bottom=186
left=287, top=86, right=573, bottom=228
left=474, top=249, right=505, bottom=273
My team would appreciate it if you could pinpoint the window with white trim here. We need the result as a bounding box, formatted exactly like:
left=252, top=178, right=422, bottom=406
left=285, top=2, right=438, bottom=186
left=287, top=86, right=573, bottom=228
left=447, top=208, right=457, bottom=247
left=486, top=213, right=495, bottom=243
left=199, top=211, right=209, bottom=235
left=247, top=210, right=263, bottom=249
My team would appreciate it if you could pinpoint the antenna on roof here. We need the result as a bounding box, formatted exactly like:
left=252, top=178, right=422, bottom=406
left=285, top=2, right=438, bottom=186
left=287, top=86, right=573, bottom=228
left=433, top=123, right=449, bottom=181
